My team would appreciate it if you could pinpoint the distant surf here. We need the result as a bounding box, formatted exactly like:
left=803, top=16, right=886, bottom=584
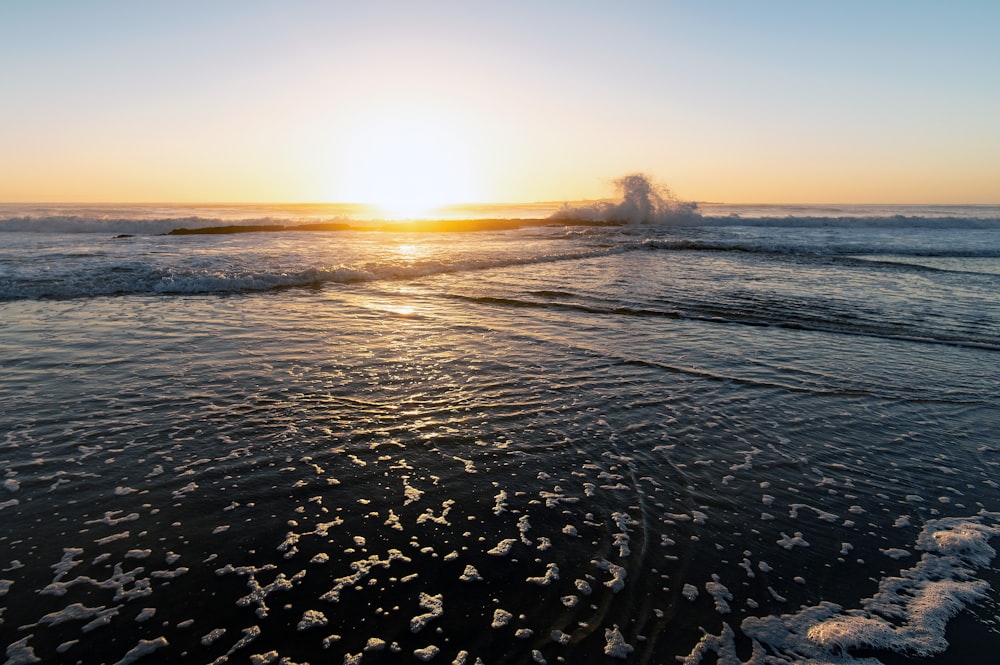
left=3, top=172, right=999, bottom=237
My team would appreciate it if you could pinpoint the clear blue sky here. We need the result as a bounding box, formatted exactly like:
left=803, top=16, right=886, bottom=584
left=2, top=1, right=998, bottom=204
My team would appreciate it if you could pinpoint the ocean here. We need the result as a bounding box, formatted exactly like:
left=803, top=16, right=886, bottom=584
left=1, top=196, right=998, bottom=664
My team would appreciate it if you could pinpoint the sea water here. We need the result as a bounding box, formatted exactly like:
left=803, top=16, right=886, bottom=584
left=0, top=200, right=998, bottom=664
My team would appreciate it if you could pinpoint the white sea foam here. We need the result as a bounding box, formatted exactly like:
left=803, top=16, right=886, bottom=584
left=603, top=624, right=634, bottom=659
left=410, top=593, right=444, bottom=633
left=210, top=625, right=261, bottom=664
left=56, top=640, right=78, bottom=654
left=595, top=560, right=627, bottom=592
left=37, top=602, right=110, bottom=627
left=201, top=629, right=226, bottom=646
left=526, top=562, right=560, bottom=586
left=403, top=476, right=424, bottom=505
left=385, top=510, right=404, bottom=531
left=552, top=174, right=698, bottom=226
left=135, top=607, right=156, bottom=622
left=112, top=637, right=169, bottom=665
left=414, top=644, right=440, bottom=661
left=215, top=564, right=305, bottom=618
left=776, top=532, right=810, bottom=550
left=492, top=490, right=509, bottom=515
left=705, top=575, right=733, bottom=614
left=517, top=515, right=532, bottom=544
left=4, top=636, right=40, bottom=665
left=459, top=565, right=482, bottom=582
left=361, top=637, right=385, bottom=652
left=487, top=539, right=518, bottom=556
left=317, top=550, right=411, bottom=603
left=683, top=515, right=999, bottom=664
left=491, top=609, right=513, bottom=629
left=297, top=609, right=328, bottom=631
left=94, top=531, right=130, bottom=545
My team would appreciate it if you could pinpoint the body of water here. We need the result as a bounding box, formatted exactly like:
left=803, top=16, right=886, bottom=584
left=1, top=200, right=998, bottom=664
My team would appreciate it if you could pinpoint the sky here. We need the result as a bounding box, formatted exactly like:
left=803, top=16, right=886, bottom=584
left=1, top=0, right=998, bottom=206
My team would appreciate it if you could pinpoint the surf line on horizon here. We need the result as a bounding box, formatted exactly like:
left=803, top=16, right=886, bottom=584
left=157, top=174, right=701, bottom=236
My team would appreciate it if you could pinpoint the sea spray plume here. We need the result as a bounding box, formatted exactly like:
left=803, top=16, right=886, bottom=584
left=551, top=173, right=699, bottom=225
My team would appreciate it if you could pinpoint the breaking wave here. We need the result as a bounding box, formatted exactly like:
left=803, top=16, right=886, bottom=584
left=0, top=246, right=630, bottom=301
left=0, top=215, right=308, bottom=236
left=550, top=174, right=701, bottom=225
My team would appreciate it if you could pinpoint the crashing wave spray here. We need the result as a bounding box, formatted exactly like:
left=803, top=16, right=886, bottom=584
left=551, top=173, right=699, bottom=225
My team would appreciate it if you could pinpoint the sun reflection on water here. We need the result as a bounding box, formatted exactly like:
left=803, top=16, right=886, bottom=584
left=388, top=305, right=415, bottom=316
left=395, top=243, right=421, bottom=259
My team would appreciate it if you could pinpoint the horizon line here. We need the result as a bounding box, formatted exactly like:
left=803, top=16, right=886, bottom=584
left=2, top=200, right=999, bottom=207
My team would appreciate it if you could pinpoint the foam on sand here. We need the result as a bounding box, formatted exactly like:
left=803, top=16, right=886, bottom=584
left=414, top=644, right=440, bottom=661
left=296, top=609, right=328, bottom=631
left=603, top=624, right=634, bottom=659
left=594, top=559, right=627, bottom=592
left=459, top=565, right=482, bottom=582
left=685, top=514, right=999, bottom=663
left=113, top=637, right=168, bottom=665
left=491, top=609, right=513, bottom=629
left=410, top=592, right=444, bottom=633
left=487, top=539, right=517, bottom=556
left=526, top=563, right=559, bottom=586
left=805, top=516, right=998, bottom=657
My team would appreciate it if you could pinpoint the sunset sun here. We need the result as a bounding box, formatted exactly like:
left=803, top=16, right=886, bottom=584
left=334, top=108, right=481, bottom=218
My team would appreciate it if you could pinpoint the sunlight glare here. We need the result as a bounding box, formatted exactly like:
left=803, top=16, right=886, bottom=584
left=335, top=108, right=481, bottom=218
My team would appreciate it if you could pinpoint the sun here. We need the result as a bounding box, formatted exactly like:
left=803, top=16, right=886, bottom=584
left=334, top=107, right=481, bottom=218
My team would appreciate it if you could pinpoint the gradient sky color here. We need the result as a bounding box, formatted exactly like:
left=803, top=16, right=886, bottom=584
left=2, top=1, right=998, bottom=205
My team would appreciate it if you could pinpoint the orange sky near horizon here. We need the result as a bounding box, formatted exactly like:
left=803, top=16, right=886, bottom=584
left=1, top=2, right=998, bottom=208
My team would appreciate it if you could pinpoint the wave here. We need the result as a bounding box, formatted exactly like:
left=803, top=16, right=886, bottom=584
left=0, top=247, right=629, bottom=301
left=695, top=214, right=1000, bottom=230
left=4, top=212, right=995, bottom=236
left=3, top=234, right=997, bottom=301
left=546, top=174, right=1000, bottom=230
left=449, top=293, right=1000, bottom=352
left=639, top=238, right=1000, bottom=260
left=0, top=215, right=319, bottom=235
left=2, top=192, right=998, bottom=236
left=550, top=173, right=701, bottom=225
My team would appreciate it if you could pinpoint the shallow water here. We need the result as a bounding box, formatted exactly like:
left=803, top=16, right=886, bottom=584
left=1, top=216, right=999, bottom=664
